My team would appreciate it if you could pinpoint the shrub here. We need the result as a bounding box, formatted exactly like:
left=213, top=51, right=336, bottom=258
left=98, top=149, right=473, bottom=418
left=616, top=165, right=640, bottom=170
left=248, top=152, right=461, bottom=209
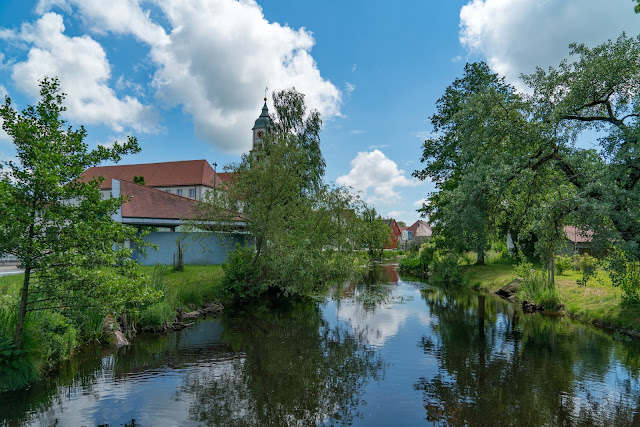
left=554, top=255, right=573, bottom=275
left=138, top=301, right=175, bottom=328
left=572, top=253, right=597, bottom=272
left=32, top=311, right=77, bottom=369
left=221, top=244, right=264, bottom=302
left=604, top=248, right=640, bottom=302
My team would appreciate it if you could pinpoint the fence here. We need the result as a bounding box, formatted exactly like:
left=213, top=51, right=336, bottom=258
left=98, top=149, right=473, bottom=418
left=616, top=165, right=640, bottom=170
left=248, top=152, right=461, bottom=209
left=0, top=254, right=19, bottom=265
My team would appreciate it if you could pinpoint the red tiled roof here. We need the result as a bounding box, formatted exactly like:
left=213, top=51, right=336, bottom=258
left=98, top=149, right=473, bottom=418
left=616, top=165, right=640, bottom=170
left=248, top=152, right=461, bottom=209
left=120, top=180, right=198, bottom=220
left=407, top=220, right=432, bottom=238
left=564, top=226, right=593, bottom=243
left=81, top=160, right=224, bottom=190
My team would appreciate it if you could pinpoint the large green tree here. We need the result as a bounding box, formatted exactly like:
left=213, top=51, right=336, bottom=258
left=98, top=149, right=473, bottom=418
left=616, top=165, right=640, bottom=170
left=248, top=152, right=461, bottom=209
left=0, top=78, right=158, bottom=347
left=523, top=33, right=640, bottom=258
left=414, top=62, right=545, bottom=264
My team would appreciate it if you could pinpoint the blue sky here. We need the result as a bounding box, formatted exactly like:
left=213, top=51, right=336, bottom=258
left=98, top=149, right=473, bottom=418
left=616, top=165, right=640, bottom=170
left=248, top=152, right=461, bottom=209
left=0, top=0, right=638, bottom=225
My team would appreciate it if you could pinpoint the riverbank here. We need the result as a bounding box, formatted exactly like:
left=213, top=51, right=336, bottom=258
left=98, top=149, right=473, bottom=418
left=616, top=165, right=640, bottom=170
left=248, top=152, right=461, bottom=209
left=461, top=263, right=640, bottom=337
left=0, top=265, right=226, bottom=392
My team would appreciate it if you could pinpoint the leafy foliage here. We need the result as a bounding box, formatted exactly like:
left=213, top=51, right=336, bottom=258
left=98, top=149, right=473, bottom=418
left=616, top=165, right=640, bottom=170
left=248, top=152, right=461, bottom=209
left=554, top=255, right=573, bottom=275
left=197, top=89, right=367, bottom=300
left=0, top=77, right=160, bottom=348
left=415, top=33, right=640, bottom=299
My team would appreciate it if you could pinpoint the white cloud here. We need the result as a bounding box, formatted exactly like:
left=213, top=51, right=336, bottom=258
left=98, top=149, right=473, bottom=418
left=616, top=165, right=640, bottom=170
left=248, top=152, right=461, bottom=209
left=367, top=144, right=388, bottom=150
left=349, top=129, right=365, bottom=135
left=459, top=0, right=640, bottom=87
left=351, top=64, right=357, bottom=72
left=38, top=0, right=342, bottom=154
left=345, top=82, right=355, bottom=95
left=3, top=13, right=156, bottom=133
left=413, top=198, right=428, bottom=208
left=337, top=150, right=418, bottom=204
left=36, top=0, right=169, bottom=46
left=0, top=85, right=11, bottom=142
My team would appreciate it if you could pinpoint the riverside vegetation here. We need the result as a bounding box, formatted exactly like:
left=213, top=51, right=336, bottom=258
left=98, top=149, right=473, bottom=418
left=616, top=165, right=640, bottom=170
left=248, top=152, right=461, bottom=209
left=399, top=242, right=640, bottom=336
left=0, top=84, right=388, bottom=392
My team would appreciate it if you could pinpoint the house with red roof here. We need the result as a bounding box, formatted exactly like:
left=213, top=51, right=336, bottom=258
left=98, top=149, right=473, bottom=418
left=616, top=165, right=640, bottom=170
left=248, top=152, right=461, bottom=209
left=79, top=100, right=273, bottom=265
left=383, top=219, right=402, bottom=249
left=109, top=179, right=246, bottom=265
left=561, top=226, right=593, bottom=255
left=81, top=159, right=230, bottom=201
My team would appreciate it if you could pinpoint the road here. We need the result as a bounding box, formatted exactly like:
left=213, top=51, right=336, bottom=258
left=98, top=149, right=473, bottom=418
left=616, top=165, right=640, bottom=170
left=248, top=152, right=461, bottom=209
left=0, top=265, right=23, bottom=277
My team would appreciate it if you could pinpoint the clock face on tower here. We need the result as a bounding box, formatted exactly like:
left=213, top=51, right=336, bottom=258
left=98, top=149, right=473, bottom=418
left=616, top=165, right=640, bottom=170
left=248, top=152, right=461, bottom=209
left=257, top=131, right=264, bottom=138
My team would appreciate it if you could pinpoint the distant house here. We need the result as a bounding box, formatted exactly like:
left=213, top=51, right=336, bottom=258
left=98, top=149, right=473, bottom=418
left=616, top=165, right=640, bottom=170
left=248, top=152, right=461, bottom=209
left=406, top=220, right=432, bottom=245
left=560, top=226, right=593, bottom=255
left=507, top=226, right=593, bottom=256
left=383, top=219, right=402, bottom=249
left=81, top=159, right=231, bottom=201
left=399, top=226, right=412, bottom=250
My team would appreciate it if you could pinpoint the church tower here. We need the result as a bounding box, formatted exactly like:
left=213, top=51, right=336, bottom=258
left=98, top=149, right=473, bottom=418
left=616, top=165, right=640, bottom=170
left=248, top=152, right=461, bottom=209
left=252, top=97, right=272, bottom=152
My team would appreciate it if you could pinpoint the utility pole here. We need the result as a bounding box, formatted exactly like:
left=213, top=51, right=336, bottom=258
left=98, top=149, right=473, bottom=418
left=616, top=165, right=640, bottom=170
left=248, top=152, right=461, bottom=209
left=213, top=162, right=218, bottom=197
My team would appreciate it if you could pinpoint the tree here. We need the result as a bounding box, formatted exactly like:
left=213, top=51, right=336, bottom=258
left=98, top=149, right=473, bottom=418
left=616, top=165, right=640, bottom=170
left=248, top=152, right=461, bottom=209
left=414, top=62, right=538, bottom=265
left=359, top=206, right=391, bottom=259
left=523, top=33, right=640, bottom=259
left=0, top=77, right=159, bottom=347
left=196, top=89, right=362, bottom=299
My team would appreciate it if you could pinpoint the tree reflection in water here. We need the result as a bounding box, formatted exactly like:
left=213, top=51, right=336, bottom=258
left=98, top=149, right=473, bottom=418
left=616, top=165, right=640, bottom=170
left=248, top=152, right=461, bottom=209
left=416, top=289, right=640, bottom=426
left=176, top=299, right=385, bottom=426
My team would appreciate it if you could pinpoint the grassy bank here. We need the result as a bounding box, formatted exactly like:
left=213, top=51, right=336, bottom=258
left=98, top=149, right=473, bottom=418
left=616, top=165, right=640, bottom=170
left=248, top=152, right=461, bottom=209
left=136, top=265, right=225, bottom=328
left=462, top=262, right=640, bottom=334
left=0, top=265, right=225, bottom=392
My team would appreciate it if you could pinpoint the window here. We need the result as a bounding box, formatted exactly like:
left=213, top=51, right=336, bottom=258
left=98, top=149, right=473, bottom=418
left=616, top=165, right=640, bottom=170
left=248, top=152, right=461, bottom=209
left=189, top=188, right=196, bottom=197
left=177, top=189, right=183, bottom=196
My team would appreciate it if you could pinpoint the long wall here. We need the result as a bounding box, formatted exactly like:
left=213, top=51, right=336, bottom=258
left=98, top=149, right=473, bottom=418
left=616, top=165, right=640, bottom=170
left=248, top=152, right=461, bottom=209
left=131, top=231, right=246, bottom=266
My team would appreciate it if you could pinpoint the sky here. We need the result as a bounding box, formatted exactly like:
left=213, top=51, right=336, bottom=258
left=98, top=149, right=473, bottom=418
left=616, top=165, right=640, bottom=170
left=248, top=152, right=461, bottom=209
left=0, top=0, right=638, bottom=226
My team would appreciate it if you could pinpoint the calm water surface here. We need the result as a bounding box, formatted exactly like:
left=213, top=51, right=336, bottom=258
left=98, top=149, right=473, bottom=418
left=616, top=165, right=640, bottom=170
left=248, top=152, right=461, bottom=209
left=2, top=264, right=640, bottom=426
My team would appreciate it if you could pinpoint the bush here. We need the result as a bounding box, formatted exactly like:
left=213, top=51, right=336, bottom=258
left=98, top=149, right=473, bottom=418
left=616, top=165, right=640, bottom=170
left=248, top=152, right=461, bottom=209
left=222, top=244, right=264, bottom=302
left=138, top=301, right=175, bottom=328
left=604, top=248, right=640, bottom=302
left=398, top=242, right=461, bottom=283
left=554, top=255, right=573, bottom=275
left=32, top=311, right=77, bottom=369
left=572, top=253, right=597, bottom=272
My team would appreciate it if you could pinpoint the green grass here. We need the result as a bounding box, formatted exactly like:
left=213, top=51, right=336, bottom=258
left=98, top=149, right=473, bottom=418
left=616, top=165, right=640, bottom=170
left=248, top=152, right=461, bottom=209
left=137, top=265, right=225, bottom=327
left=462, top=262, right=640, bottom=333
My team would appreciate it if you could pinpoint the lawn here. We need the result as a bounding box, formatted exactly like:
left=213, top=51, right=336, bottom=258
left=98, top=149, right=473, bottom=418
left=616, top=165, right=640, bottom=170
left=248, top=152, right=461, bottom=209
left=462, top=262, right=640, bottom=334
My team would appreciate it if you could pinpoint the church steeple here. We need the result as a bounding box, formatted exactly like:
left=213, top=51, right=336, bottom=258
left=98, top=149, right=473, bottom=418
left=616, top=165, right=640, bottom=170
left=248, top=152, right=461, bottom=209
left=252, top=97, right=272, bottom=151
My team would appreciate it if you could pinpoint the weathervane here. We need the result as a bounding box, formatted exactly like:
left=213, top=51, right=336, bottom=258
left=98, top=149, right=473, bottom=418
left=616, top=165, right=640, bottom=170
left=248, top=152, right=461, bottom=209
left=264, top=86, right=268, bottom=101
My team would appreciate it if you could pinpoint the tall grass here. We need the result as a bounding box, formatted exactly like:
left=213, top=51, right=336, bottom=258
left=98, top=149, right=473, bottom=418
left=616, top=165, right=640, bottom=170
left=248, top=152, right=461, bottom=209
left=516, top=261, right=560, bottom=309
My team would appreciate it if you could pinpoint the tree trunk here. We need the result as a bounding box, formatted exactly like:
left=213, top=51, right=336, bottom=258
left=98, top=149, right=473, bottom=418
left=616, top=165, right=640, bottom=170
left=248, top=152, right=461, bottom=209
left=14, top=265, right=31, bottom=349
left=476, top=246, right=485, bottom=265
left=252, top=236, right=263, bottom=266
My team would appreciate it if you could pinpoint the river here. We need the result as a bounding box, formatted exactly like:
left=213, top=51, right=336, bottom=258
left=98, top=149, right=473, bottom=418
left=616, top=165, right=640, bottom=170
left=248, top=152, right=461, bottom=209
left=2, top=264, right=640, bottom=426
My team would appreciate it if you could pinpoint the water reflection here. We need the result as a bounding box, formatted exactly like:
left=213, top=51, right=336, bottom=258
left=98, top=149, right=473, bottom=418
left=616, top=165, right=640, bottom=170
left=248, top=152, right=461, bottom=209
left=3, top=265, right=640, bottom=426
left=0, top=300, right=384, bottom=426
left=417, top=289, right=640, bottom=426
left=177, top=301, right=385, bottom=426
